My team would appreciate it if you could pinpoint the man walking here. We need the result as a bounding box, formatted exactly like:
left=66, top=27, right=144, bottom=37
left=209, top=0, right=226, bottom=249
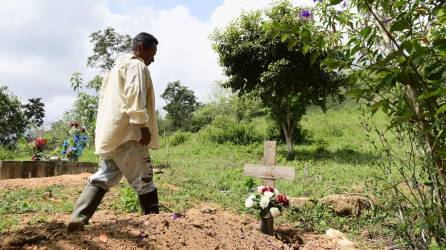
left=68, top=32, right=160, bottom=232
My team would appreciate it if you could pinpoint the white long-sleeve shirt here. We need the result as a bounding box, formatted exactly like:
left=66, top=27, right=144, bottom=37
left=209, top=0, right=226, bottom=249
left=95, top=53, right=159, bottom=155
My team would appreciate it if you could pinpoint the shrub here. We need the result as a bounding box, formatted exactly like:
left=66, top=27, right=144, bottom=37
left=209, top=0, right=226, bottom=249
left=168, top=131, right=192, bottom=146
left=200, top=116, right=263, bottom=145
left=0, top=147, right=14, bottom=160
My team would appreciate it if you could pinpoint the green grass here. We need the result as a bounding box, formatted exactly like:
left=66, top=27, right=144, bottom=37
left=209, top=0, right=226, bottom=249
left=0, top=102, right=397, bottom=247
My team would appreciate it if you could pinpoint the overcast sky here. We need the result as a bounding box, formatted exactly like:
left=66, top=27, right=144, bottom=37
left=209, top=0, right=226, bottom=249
left=0, top=0, right=313, bottom=124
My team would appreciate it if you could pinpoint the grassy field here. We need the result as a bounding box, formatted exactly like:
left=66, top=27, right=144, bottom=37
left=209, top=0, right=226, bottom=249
left=0, top=103, right=398, bottom=247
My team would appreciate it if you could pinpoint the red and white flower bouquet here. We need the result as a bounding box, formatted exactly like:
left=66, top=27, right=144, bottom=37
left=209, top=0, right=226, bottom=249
left=245, top=185, right=290, bottom=218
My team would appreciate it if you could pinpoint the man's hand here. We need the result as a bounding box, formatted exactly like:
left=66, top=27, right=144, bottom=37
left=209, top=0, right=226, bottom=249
left=139, top=127, right=151, bottom=145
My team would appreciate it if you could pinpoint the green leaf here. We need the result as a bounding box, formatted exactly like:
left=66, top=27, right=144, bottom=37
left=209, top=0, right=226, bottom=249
left=310, top=51, right=319, bottom=65
left=360, top=27, right=372, bottom=38
left=300, top=29, right=311, bottom=44
left=433, top=38, right=446, bottom=52
left=435, top=6, right=446, bottom=24
left=303, top=44, right=311, bottom=55
left=329, top=0, right=342, bottom=5
left=287, top=37, right=298, bottom=50
left=436, top=104, right=446, bottom=115
left=369, top=100, right=385, bottom=116
left=280, top=33, right=289, bottom=43
left=426, top=64, right=445, bottom=81
left=390, top=16, right=409, bottom=32
left=346, top=88, right=366, bottom=99
left=418, top=88, right=446, bottom=101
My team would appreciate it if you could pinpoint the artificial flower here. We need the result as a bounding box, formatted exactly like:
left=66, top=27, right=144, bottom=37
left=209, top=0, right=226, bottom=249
left=276, top=194, right=290, bottom=207
left=261, top=186, right=274, bottom=193
left=300, top=10, right=312, bottom=19
left=260, top=195, right=270, bottom=209
left=263, top=191, right=274, bottom=200
left=270, top=207, right=281, bottom=218
left=245, top=197, right=254, bottom=208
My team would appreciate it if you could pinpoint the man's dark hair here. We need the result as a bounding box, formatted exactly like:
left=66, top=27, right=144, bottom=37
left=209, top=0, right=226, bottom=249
left=132, top=32, right=158, bottom=50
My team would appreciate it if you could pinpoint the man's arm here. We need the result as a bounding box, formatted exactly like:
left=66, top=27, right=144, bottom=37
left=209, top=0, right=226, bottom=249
left=124, top=61, right=151, bottom=145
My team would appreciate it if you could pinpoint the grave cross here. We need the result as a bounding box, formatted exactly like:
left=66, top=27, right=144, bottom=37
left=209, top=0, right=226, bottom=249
left=244, top=141, right=295, bottom=235
left=244, top=141, right=295, bottom=188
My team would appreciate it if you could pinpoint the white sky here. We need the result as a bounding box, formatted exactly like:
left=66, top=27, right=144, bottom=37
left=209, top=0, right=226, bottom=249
left=0, top=0, right=313, bottom=124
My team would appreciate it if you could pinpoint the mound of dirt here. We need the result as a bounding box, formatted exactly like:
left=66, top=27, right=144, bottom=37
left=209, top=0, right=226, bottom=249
left=0, top=204, right=347, bottom=250
left=0, top=174, right=360, bottom=249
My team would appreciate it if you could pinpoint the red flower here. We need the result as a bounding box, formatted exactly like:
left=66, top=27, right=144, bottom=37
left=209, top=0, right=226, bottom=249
left=32, top=155, right=39, bottom=161
left=35, top=137, right=47, bottom=146
left=261, top=186, right=275, bottom=193
left=276, top=194, right=290, bottom=207
left=69, top=121, right=80, bottom=128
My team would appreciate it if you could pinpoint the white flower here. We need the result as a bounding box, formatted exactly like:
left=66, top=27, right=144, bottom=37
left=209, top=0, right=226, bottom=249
left=270, top=207, right=281, bottom=218
left=245, top=197, right=254, bottom=208
left=263, top=191, right=274, bottom=200
left=260, top=195, right=270, bottom=209
left=257, top=185, right=265, bottom=193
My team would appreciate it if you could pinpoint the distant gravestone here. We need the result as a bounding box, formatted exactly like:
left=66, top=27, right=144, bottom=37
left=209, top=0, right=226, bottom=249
left=244, top=141, right=295, bottom=235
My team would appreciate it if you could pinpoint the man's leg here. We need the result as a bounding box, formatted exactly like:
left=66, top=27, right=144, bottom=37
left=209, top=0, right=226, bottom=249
left=111, top=141, right=159, bottom=214
left=67, top=159, right=123, bottom=232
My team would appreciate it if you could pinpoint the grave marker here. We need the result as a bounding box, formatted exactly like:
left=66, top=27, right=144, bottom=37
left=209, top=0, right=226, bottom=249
left=244, top=141, right=295, bottom=235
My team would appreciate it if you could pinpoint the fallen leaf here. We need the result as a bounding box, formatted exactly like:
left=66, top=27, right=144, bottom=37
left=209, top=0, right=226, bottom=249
left=99, top=233, right=108, bottom=243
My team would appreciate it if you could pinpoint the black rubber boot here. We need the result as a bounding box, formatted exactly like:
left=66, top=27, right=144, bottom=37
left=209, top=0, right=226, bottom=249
left=67, top=183, right=106, bottom=232
left=138, top=188, right=159, bottom=214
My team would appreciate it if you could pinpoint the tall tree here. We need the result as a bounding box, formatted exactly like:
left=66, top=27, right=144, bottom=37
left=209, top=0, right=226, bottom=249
left=87, top=27, right=132, bottom=72
left=0, top=86, right=28, bottom=148
left=211, top=1, right=345, bottom=157
left=161, top=81, right=200, bottom=132
left=23, top=98, right=45, bottom=128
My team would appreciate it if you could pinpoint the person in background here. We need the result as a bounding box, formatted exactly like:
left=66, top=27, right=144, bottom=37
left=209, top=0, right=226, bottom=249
left=68, top=32, right=160, bottom=232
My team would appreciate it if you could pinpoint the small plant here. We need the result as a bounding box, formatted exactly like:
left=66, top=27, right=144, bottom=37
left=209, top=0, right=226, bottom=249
left=168, top=131, right=192, bottom=146
left=120, top=185, right=139, bottom=213
left=245, top=185, right=289, bottom=218
left=61, top=121, right=88, bottom=161
left=31, top=137, right=47, bottom=161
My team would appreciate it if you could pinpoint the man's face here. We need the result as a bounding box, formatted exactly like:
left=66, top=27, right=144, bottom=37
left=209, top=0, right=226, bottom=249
left=136, top=44, right=157, bottom=66
left=143, top=45, right=157, bottom=66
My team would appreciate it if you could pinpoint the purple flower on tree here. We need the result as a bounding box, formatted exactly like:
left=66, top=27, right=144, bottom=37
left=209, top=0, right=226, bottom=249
left=300, top=10, right=312, bottom=19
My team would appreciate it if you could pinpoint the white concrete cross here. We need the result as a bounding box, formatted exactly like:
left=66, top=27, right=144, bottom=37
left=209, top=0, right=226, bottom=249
left=244, top=141, right=295, bottom=188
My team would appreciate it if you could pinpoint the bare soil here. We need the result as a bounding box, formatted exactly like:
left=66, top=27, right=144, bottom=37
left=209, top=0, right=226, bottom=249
left=0, top=174, right=356, bottom=250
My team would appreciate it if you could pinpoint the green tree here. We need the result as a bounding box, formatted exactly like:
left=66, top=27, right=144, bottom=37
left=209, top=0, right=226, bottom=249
left=87, top=27, right=132, bottom=72
left=274, top=0, right=446, bottom=247
left=23, top=98, right=45, bottom=128
left=211, top=1, right=345, bottom=157
left=0, top=86, right=28, bottom=148
left=161, top=81, right=200, bottom=132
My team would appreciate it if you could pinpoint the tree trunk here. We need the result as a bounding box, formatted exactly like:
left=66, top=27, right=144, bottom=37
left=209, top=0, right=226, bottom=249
left=282, top=124, right=294, bottom=159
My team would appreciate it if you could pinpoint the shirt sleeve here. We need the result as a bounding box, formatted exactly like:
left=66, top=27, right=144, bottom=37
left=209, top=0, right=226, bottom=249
left=124, top=61, right=150, bottom=127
